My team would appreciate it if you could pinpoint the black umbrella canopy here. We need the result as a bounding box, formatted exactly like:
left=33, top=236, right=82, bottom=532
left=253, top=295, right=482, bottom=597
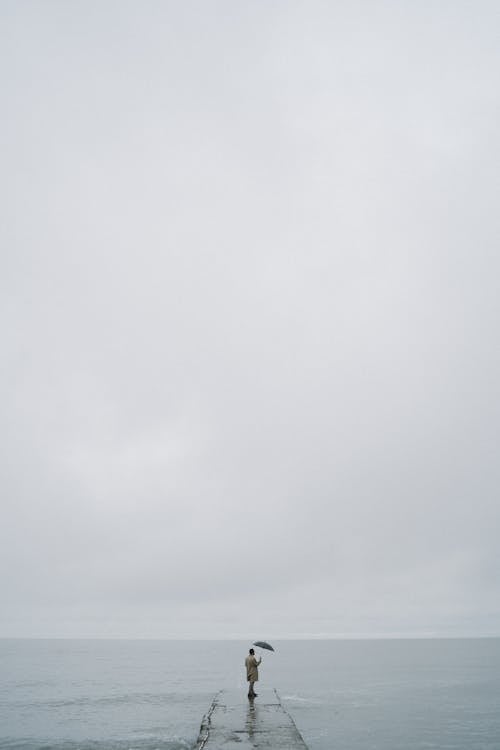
left=253, top=641, right=275, bottom=652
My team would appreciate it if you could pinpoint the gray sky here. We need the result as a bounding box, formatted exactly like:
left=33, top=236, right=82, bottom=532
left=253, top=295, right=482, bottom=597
left=1, top=0, right=499, bottom=639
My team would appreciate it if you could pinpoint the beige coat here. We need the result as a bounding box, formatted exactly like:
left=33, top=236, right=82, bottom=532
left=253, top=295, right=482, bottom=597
left=245, top=654, right=261, bottom=682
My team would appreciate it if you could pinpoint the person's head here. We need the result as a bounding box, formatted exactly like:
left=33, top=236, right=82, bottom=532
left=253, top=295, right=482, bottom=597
left=249, top=648, right=255, bottom=655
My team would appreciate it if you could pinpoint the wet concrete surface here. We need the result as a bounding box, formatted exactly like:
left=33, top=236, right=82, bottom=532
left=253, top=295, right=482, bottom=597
left=195, top=688, right=309, bottom=749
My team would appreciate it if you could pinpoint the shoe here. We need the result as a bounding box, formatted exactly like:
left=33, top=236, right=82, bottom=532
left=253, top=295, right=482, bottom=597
left=252, top=693, right=258, bottom=697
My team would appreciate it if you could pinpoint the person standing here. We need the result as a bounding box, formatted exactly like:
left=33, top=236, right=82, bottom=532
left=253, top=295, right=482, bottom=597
left=245, top=648, right=262, bottom=699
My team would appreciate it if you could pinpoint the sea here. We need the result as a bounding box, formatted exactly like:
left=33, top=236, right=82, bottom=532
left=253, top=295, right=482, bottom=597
left=1, top=638, right=499, bottom=750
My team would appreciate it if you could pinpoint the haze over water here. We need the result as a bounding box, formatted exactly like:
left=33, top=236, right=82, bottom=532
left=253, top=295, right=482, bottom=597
left=2, top=0, right=499, bottom=646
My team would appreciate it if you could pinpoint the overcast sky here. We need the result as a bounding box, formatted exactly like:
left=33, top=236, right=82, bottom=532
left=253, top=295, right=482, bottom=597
left=1, top=1, right=499, bottom=639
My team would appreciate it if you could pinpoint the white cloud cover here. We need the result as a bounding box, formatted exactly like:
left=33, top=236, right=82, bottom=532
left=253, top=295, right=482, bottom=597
left=1, top=0, right=499, bottom=638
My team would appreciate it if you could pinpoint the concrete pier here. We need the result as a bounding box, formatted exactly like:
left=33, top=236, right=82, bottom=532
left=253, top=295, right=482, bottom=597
left=195, top=688, right=309, bottom=749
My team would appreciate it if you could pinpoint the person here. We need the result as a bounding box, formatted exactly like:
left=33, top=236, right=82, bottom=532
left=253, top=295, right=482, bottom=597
left=245, top=648, right=262, bottom=699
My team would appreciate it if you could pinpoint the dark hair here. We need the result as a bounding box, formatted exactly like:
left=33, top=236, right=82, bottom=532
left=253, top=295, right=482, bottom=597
left=249, top=648, right=255, bottom=654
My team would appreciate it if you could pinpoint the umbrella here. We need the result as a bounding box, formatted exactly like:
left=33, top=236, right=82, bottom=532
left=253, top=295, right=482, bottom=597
left=253, top=640, right=275, bottom=652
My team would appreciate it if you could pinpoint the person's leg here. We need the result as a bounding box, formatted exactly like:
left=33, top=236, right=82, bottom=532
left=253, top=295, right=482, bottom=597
left=248, top=681, right=255, bottom=697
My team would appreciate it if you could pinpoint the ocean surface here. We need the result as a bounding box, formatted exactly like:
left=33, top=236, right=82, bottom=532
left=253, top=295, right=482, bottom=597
left=1, top=638, right=500, bottom=750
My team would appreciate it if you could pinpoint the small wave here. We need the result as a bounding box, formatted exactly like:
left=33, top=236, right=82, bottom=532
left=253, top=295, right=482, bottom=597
left=21, top=693, right=186, bottom=710
left=0, top=740, right=192, bottom=750
left=280, top=694, right=321, bottom=704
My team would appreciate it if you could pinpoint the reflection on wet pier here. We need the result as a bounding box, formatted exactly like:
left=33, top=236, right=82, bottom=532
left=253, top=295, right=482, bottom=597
left=195, top=688, right=309, bottom=749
